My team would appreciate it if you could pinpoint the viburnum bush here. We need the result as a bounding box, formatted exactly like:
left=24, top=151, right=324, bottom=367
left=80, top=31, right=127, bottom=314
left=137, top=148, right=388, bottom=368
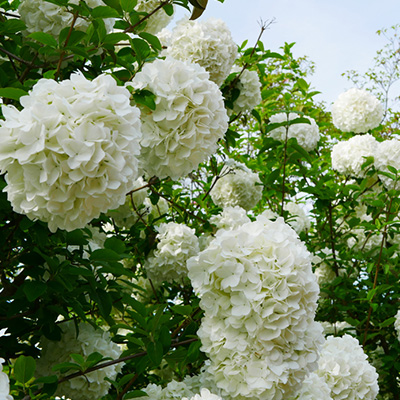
left=1, top=1, right=400, bottom=400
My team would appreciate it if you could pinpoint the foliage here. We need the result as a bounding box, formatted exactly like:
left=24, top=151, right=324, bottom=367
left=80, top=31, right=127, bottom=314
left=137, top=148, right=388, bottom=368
left=0, top=1, right=399, bottom=400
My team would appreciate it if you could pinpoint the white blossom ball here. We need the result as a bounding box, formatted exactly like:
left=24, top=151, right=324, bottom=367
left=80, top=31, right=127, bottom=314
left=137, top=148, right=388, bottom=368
left=331, top=134, right=378, bottom=178
left=284, top=201, right=311, bottom=234
left=184, top=388, right=222, bottom=400
left=269, top=113, right=320, bottom=151
left=374, top=139, right=400, bottom=189
left=229, top=66, right=262, bottom=114
left=210, top=162, right=263, bottom=211
left=145, top=222, right=200, bottom=285
left=394, top=310, right=400, bottom=341
left=0, top=358, right=12, bottom=400
left=187, top=215, right=324, bottom=400
left=18, top=0, right=114, bottom=39
left=36, top=321, right=122, bottom=400
left=134, top=0, right=174, bottom=34
left=136, top=380, right=194, bottom=400
left=210, top=206, right=250, bottom=232
left=163, top=18, right=237, bottom=86
left=316, top=334, right=379, bottom=400
left=0, top=73, right=142, bottom=232
left=293, top=372, right=332, bottom=400
left=331, top=88, right=383, bottom=133
left=129, top=57, right=228, bottom=180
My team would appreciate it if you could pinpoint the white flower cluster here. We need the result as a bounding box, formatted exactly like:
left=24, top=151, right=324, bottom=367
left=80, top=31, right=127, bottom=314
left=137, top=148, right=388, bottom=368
left=162, top=18, right=237, bottom=86
left=374, top=139, right=400, bottom=189
left=210, top=162, right=263, bottom=211
left=394, top=310, right=400, bottom=342
left=36, top=321, right=122, bottom=400
left=187, top=215, right=324, bottom=400
left=184, top=388, right=222, bottom=400
left=145, top=222, right=200, bottom=285
left=0, top=358, right=13, bottom=400
left=284, top=201, right=311, bottom=234
left=229, top=66, right=262, bottom=114
left=18, top=0, right=114, bottom=40
left=133, top=0, right=174, bottom=34
left=292, top=372, right=332, bottom=400
left=331, top=88, right=383, bottom=133
left=0, top=73, right=142, bottom=232
left=135, top=379, right=194, bottom=400
left=210, top=206, right=250, bottom=232
left=331, top=134, right=377, bottom=178
left=269, top=113, right=320, bottom=152
left=316, top=335, right=379, bottom=400
left=129, top=57, right=228, bottom=180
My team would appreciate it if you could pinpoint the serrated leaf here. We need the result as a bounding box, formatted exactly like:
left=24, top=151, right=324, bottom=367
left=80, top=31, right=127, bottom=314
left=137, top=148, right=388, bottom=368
left=14, top=355, right=36, bottom=384
left=28, top=32, right=58, bottom=47
left=147, top=341, right=163, bottom=366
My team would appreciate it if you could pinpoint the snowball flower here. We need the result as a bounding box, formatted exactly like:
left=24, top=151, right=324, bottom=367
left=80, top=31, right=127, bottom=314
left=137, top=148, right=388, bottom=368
left=331, top=134, right=378, bottom=178
left=36, top=321, right=122, bottom=400
left=133, top=0, right=174, bottom=34
left=293, top=372, right=332, bottom=400
left=129, top=57, right=228, bottom=180
left=19, top=0, right=114, bottom=40
left=0, top=359, right=12, bottom=400
left=331, top=88, right=383, bottom=133
left=135, top=380, right=195, bottom=400
left=374, top=139, right=400, bottom=189
left=184, top=388, right=222, bottom=400
left=229, top=66, right=262, bottom=114
left=187, top=215, right=324, bottom=400
left=394, top=310, right=400, bottom=341
left=145, top=222, right=200, bottom=285
left=284, top=201, right=311, bottom=234
left=210, top=206, right=250, bottom=232
left=0, top=73, right=142, bottom=232
left=269, top=113, right=320, bottom=151
left=210, top=162, right=263, bottom=210
left=163, top=18, right=237, bottom=86
left=316, top=334, right=379, bottom=400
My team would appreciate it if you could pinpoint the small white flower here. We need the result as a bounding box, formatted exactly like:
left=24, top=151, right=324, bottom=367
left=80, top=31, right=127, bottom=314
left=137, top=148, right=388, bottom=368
left=129, top=57, right=228, bottom=180
left=284, top=201, right=311, bottom=234
left=0, top=73, right=142, bottom=232
left=331, top=134, right=377, bottom=178
left=0, top=358, right=13, bottom=400
left=163, top=18, right=237, bottom=86
left=36, top=321, right=122, bottom=400
left=331, top=88, right=383, bottom=133
left=316, top=334, right=379, bottom=400
left=269, top=113, right=320, bottom=151
left=210, top=206, right=250, bottom=232
left=229, top=66, right=262, bottom=114
left=293, top=372, right=332, bottom=400
left=19, top=0, right=114, bottom=39
left=394, top=310, right=400, bottom=342
left=184, top=388, right=222, bottom=400
left=133, top=0, right=174, bottom=34
left=210, top=162, right=263, bottom=211
left=145, top=222, right=200, bottom=285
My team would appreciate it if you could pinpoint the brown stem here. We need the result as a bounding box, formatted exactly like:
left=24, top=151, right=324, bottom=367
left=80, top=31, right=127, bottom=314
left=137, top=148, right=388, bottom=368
left=327, top=202, right=339, bottom=276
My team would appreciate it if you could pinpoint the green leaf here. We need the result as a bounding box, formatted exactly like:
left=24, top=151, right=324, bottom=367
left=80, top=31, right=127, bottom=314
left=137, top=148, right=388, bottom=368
left=70, top=353, right=85, bottom=366
left=102, top=0, right=123, bottom=14
left=185, top=340, right=201, bottom=363
left=138, top=32, right=162, bottom=51
left=94, top=288, right=113, bottom=318
left=121, top=0, right=137, bottom=12
left=0, top=87, right=28, bottom=101
left=86, top=351, right=105, bottom=367
left=103, top=32, right=131, bottom=45
left=23, top=281, right=47, bottom=302
left=132, top=89, right=156, bottom=110
left=104, top=237, right=126, bottom=253
left=14, top=355, right=36, bottom=384
left=124, top=390, right=149, bottom=399
left=52, top=362, right=82, bottom=373
left=90, top=248, right=122, bottom=261
left=163, top=3, right=174, bottom=16
left=131, top=38, right=151, bottom=63
left=1, top=19, right=26, bottom=34
left=147, top=341, right=163, bottom=366
left=91, top=5, right=120, bottom=18
left=28, top=32, right=58, bottom=47
left=158, top=325, right=171, bottom=351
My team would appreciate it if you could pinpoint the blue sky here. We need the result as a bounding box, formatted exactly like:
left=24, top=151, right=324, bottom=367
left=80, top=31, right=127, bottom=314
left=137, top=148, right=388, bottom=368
left=173, top=0, right=400, bottom=106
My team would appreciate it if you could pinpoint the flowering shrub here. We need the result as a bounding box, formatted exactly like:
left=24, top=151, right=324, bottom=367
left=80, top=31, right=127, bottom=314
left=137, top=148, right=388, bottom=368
left=331, top=88, right=383, bottom=133
left=187, top=215, right=324, bottom=400
left=210, top=161, right=263, bottom=210
left=0, top=73, right=142, bottom=232
left=269, top=112, right=320, bottom=151
left=36, top=321, right=122, bottom=400
left=129, top=57, right=228, bottom=180
left=316, top=335, right=379, bottom=400
left=162, top=18, right=237, bottom=86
